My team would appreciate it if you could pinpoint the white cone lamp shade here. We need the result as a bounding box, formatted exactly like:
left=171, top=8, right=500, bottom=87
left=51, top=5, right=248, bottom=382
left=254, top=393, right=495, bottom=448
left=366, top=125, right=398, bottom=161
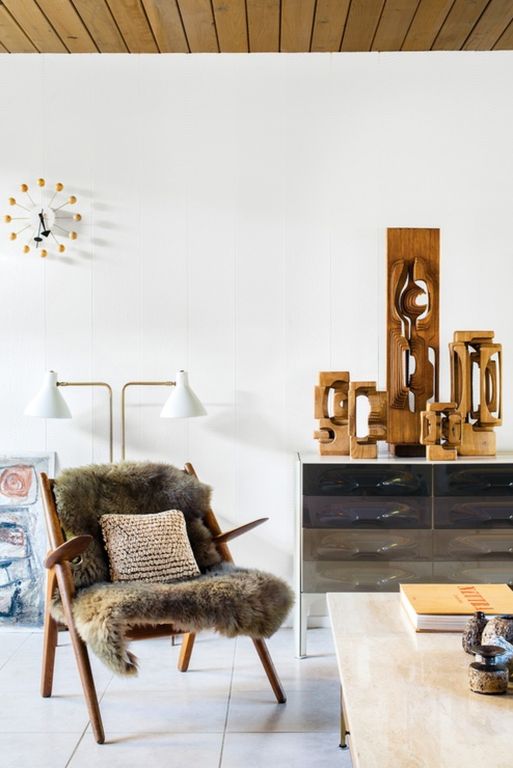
left=160, top=370, right=207, bottom=419
left=24, top=371, right=72, bottom=419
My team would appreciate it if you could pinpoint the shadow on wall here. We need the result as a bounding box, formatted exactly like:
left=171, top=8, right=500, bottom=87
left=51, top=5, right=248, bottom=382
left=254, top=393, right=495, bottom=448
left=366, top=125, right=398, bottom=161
left=206, top=391, right=288, bottom=452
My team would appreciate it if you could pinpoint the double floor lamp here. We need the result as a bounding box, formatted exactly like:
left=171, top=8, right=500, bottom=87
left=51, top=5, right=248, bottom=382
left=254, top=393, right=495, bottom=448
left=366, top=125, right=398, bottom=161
left=24, top=369, right=206, bottom=462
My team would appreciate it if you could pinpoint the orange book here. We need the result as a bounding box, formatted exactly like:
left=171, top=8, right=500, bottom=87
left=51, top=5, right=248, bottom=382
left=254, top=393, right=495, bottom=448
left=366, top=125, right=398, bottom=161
left=400, top=583, right=513, bottom=632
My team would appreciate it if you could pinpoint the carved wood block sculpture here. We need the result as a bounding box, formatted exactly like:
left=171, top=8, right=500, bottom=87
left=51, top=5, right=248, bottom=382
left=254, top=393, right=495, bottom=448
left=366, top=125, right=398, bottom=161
left=348, top=382, right=387, bottom=459
left=450, top=331, right=502, bottom=456
left=420, top=402, right=462, bottom=461
left=387, top=228, right=440, bottom=457
left=314, top=372, right=350, bottom=455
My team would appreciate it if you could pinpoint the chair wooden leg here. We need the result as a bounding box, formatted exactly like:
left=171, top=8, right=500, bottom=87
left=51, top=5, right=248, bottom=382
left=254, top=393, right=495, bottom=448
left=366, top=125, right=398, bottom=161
left=55, top=566, right=105, bottom=744
left=67, top=624, right=105, bottom=744
left=177, top=632, right=196, bottom=672
left=41, top=569, right=58, bottom=698
left=252, top=638, right=287, bottom=703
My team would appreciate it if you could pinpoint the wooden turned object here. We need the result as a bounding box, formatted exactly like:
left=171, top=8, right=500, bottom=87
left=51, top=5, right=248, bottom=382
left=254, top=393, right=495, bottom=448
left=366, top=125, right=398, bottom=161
left=387, top=228, right=439, bottom=456
left=450, top=331, right=502, bottom=456
left=314, top=372, right=350, bottom=455
left=348, top=381, right=387, bottom=459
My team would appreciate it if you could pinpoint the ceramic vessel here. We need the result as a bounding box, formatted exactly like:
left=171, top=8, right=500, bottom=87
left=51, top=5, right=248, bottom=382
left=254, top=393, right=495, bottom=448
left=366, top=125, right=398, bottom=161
left=469, top=645, right=508, bottom=695
left=462, top=611, right=488, bottom=654
left=482, top=615, right=513, bottom=645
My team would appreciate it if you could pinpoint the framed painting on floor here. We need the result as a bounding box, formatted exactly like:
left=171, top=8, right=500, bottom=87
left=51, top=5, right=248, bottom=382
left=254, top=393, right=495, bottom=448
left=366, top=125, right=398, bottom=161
left=0, top=453, right=55, bottom=627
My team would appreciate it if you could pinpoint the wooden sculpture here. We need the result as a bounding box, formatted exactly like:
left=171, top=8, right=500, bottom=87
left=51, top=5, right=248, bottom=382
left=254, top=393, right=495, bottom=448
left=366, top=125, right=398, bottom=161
left=387, top=228, right=440, bottom=456
left=348, top=382, right=387, bottom=459
left=450, top=331, right=502, bottom=456
left=420, top=402, right=462, bottom=461
left=314, top=372, right=350, bottom=455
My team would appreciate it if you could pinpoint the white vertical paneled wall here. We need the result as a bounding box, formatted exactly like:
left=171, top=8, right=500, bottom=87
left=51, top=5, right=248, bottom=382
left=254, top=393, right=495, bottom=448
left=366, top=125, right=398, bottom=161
left=1, top=52, right=513, bottom=584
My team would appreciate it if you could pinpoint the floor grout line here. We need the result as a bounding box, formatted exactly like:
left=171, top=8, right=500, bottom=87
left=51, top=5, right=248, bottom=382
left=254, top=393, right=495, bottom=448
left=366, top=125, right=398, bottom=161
left=64, top=675, right=113, bottom=767
left=0, top=631, right=34, bottom=672
left=217, top=637, right=237, bottom=768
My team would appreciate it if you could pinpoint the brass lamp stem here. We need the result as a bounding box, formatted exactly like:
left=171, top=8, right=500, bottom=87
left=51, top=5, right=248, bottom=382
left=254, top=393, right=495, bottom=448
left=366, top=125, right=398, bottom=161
left=121, top=381, right=176, bottom=461
left=57, top=381, right=113, bottom=463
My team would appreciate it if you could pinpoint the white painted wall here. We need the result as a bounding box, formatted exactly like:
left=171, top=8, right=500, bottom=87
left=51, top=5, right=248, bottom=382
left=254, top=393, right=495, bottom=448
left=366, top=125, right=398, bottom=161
left=1, top=52, right=513, bottom=586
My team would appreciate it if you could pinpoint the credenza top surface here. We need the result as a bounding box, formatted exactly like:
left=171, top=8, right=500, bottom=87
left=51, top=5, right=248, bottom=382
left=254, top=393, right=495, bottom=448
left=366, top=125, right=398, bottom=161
left=298, top=451, right=513, bottom=465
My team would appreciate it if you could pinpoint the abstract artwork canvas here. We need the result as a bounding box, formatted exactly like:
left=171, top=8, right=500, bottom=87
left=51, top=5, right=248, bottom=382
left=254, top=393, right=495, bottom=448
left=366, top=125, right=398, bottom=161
left=0, top=453, right=55, bottom=627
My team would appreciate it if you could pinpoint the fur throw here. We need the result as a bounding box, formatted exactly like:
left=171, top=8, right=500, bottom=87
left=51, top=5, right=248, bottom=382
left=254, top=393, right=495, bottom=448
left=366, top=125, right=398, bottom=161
left=55, top=462, right=222, bottom=588
left=52, top=462, right=294, bottom=675
left=51, top=563, right=293, bottom=675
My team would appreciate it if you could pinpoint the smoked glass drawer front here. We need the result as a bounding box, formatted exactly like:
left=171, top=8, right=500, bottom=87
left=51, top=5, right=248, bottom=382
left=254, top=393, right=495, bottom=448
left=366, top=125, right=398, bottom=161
left=303, top=465, right=432, bottom=497
left=434, top=465, right=513, bottom=497
left=433, top=530, right=513, bottom=560
left=303, top=496, right=431, bottom=529
left=434, top=497, right=513, bottom=528
left=302, top=560, right=433, bottom=593
left=303, top=529, right=432, bottom=561
left=432, top=561, right=513, bottom=587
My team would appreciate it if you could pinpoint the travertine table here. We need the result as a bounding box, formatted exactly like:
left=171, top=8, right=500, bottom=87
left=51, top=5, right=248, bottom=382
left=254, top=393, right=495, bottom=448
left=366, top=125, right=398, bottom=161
left=327, top=592, right=513, bottom=768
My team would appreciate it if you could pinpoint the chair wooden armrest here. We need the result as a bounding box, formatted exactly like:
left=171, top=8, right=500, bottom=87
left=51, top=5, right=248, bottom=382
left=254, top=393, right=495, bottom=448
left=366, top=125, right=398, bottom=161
left=213, top=517, right=268, bottom=545
left=44, top=535, right=93, bottom=569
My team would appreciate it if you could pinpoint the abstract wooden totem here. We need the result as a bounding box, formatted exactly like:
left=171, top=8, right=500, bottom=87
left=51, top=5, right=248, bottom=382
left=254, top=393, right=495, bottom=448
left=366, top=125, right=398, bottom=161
left=420, top=402, right=462, bottom=461
left=313, top=229, right=503, bottom=460
left=313, top=372, right=350, bottom=455
left=387, top=228, right=440, bottom=456
left=348, top=382, right=387, bottom=459
left=450, top=331, right=502, bottom=456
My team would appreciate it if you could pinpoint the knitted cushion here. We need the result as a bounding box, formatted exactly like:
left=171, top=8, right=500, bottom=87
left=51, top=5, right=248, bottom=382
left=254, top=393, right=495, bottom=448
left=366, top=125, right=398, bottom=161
left=100, top=509, right=200, bottom=583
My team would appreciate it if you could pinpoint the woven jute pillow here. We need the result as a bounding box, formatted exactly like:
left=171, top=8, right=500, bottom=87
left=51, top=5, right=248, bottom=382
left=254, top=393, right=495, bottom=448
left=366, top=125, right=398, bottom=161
left=100, top=509, right=200, bottom=583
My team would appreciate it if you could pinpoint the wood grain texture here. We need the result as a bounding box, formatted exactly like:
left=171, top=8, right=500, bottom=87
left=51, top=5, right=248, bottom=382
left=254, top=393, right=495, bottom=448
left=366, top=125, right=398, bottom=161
left=3, top=0, right=67, bottom=51
left=450, top=331, right=501, bottom=456
left=311, top=0, right=350, bottom=52
left=420, top=402, right=461, bottom=461
left=348, top=382, right=387, bottom=460
left=106, top=0, right=159, bottom=51
left=72, top=0, right=128, bottom=51
left=341, top=0, right=386, bottom=51
left=314, top=372, right=350, bottom=456
left=35, top=0, right=98, bottom=52
left=0, top=5, right=38, bottom=51
left=281, top=0, right=316, bottom=52
left=213, top=0, right=248, bottom=52
left=246, top=0, right=279, bottom=51
left=178, top=0, right=218, bottom=52
left=387, top=228, right=440, bottom=451
left=432, top=0, right=489, bottom=50
left=402, top=0, right=454, bottom=50
left=141, top=0, right=189, bottom=51
left=494, top=16, right=513, bottom=48
left=372, top=0, right=420, bottom=51
left=464, top=0, right=513, bottom=49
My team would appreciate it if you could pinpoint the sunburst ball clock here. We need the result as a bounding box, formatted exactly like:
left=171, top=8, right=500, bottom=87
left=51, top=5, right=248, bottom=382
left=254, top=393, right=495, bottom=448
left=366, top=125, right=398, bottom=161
left=4, top=178, right=81, bottom=258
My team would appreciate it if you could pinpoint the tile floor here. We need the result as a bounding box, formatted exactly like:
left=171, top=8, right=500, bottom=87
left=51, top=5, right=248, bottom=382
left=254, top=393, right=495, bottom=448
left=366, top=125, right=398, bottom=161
left=0, top=627, right=352, bottom=768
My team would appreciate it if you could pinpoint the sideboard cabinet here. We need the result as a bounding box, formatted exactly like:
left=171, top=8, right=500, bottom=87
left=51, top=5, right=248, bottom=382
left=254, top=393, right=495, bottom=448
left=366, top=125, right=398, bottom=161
left=296, top=453, right=513, bottom=656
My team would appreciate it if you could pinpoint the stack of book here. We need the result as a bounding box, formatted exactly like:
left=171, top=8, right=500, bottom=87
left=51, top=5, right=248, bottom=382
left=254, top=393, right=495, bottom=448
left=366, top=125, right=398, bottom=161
left=400, top=583, right=513, bottom=632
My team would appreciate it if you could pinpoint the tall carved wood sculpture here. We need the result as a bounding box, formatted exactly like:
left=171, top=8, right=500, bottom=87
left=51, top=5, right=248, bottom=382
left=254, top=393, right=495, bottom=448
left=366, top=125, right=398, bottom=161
left=348, top=382, right=387, bottom=459
left=420, top=402, right=462, bottom=461
left=387, top=228, right=440, bottom=456
left=450, top=331, right=502, bottom=456
left=314, top=372, right=350, bottom=455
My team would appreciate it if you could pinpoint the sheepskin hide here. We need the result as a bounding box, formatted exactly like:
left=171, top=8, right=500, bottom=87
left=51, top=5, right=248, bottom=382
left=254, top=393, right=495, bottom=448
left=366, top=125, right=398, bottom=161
left=51, top=563, right=293, bottom=675
left=55, top=462, right=222, bottom=588
left=52, top=462, right=294, bottom=675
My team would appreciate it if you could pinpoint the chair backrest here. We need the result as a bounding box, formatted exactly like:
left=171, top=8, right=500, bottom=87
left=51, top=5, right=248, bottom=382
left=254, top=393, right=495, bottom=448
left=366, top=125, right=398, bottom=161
left=40, top=462, right=224, bottom=590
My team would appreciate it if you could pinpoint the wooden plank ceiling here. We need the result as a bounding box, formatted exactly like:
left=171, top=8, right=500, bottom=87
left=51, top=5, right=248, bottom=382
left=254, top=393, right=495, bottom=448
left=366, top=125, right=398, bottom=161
left=0, top=0, right=512, bottom=53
